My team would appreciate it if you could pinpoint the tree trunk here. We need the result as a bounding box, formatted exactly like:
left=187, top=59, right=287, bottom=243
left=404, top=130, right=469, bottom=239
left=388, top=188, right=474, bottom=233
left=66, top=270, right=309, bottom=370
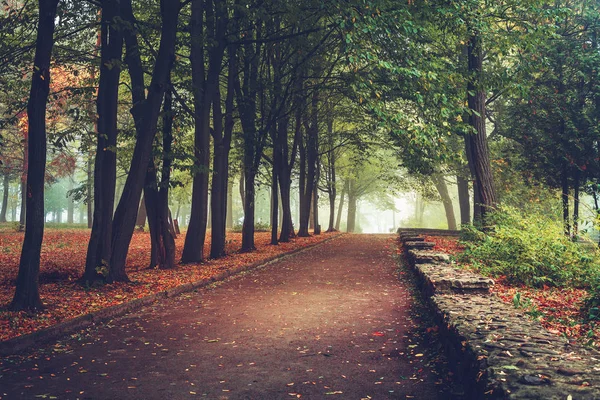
left=145, top=88, right=176, bottom=269
left=346, top=180, right=356, bottom=233
left=109, top=0, right=179, bottom=280
left=0, top=173, right=9, bottom=223
left=86, top=149, right=93, bottom=228
left=239, top=167, right=245, bottom=208
left=457, top=174, right=471, bottom=226
left=209, top=16, right=232, bottom=258
left=11, top=0, right=59, bottom=311
left=82, top=0, right=123, bottom=285
left=236, top=18, right=263, bottom=252
left=335, top=180, right=347, bottom=231
left=298, top=127, right=308, bottom=236
left=19, top=179, right=26, bottom=230
left=226, top=180, right=233, bottom=230
left=298, top=84, right=319, bottom=237
left=573, top=168, right=580, bottom=238
left=562, top=162, right=570, bottom=237
left=270, top=165, right=279, bottom=245
left=183, top=0, right=219, bottom=263
left=67, top=178, right=74, bottom=224
left=313, top=167, right=320, bottom=235
left=277, top=88, right=300, bottom=243
left=466, top=31, right=496, bottom=226
left=432, top=174, right=457, bottom=230
left=136, top=196, right=147, bottom=230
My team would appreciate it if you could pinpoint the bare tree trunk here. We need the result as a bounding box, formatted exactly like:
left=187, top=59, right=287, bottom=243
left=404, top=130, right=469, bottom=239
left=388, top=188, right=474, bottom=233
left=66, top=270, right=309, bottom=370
left=573, top=168, right=580, bottom=238
left=562, top=162, right=570, bottom=237
left=466, top=31, right=496, bottom=226
left=0, top=172, right=9, bottom=223
left=19, top=180, right=26, bottom=230
left=136, top=196, right=147, bottom=230
left=346, top=179, right=356, bottom=233
left=432, top=174, right=457, bottom=230
left=67, top=177, right=74, bottom=224
left=86, top=149, right=93, bottom=228
left=83, top=0, right=123, bottom=284
left=109, top=0, right=180, bottom=280
left=335, top=180, right=346, bottom=231
left=457, top=174, right=471, bottom=226
left=11, top=0, right=59, bottom=311
left=226, top=180, right=233, bottom=230
left=182, top=0, right=210, bottom=263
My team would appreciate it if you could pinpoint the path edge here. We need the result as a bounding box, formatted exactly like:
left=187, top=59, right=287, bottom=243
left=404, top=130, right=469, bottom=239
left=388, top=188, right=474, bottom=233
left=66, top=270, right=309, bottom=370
left=0, top=233, right=343, bottom=357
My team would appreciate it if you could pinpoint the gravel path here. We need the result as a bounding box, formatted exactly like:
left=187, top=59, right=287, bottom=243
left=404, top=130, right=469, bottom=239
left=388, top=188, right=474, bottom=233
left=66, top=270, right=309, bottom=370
left=0, top=234, right=451, bottom=399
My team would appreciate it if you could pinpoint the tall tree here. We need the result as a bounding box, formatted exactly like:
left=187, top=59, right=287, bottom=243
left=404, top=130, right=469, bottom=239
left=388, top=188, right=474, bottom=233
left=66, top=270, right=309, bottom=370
left=11, top=0, right=60, bottom=311
left=109, top=0, right=180, bottom=281
left=82, top=0, right=123, bottom=284
left=182, top=0, right=221, bottom=263
left=209, top=0, right=233, bottom=259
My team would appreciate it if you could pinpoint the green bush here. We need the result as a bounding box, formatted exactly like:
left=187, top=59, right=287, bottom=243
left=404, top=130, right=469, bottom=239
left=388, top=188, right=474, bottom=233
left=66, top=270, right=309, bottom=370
left=458, top=206, right=600, bottom=288
left=231, top=221, right=271, bottom=233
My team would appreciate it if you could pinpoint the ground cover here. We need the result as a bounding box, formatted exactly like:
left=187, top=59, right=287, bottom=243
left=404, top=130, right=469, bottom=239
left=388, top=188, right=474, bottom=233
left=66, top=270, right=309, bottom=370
left=425, top=235, right=600, bottom=347
left=0, top=229, right=336, bottom=342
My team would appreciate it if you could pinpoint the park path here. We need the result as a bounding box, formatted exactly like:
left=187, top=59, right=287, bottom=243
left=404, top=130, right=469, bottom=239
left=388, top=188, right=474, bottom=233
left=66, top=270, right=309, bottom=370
left=0, top=235, right=450, bottom=399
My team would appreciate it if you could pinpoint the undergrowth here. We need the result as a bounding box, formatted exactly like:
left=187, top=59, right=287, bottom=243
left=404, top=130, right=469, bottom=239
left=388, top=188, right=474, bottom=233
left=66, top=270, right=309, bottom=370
left=457, top=205, right=600, bottom=289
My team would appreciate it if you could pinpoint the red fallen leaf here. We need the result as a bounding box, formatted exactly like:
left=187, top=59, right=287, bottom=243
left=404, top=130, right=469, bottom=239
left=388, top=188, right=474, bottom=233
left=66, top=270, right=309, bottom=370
left=372, top=331, right=385, bottom=337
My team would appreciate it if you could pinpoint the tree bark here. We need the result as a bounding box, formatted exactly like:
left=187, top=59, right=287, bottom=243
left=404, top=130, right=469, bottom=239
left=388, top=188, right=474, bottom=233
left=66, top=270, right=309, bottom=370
left=0, top=172, right=9, bottom=223
left=67, top=178, right=74, bottom=224
left=457, top=174, right=471, bottom=226
left=109, top=0, right=179, bottom=280
left=183, top=0, right=216, bottom=263
left=136, top=196, right=147, bottom=230
left=298, top=84, right=319, bottom=237
left=11, top=0, right=59, bottom=311
left=19, top=179, right=26, bottom=230
left=226, top=180, right=233, bottom=230
left=573, top=168, right=580, bottom=238
left=466, top=32, right=496, bottom=226
left=209, top=5, right=232, bottom=259
left=346, top=179, right=356, bottom=233
left=145, top=88, right=176, bottom=269
left=562, top=161, right=570, bottom=237
left=335, top=179, right=347, bottom=231
left=83, top=0, right=123, bottom=284
left=236, top=18, right=264, bottom=252
left=432, top=174, right=457, bottom=230
left=86, top=149, right=93, bottom=228
left=313, top=164, right=320, bottom=235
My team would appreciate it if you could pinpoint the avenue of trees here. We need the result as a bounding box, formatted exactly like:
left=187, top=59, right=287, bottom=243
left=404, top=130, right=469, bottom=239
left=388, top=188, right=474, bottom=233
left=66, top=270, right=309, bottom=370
left=2, top=0, right=600, bottom=310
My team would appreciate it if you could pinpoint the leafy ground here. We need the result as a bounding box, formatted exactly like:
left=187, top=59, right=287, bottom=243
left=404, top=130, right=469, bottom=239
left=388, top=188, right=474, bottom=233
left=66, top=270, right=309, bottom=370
left=0, top=229, right=336, bottom=342
left=425, top=235, right=600, bottom=347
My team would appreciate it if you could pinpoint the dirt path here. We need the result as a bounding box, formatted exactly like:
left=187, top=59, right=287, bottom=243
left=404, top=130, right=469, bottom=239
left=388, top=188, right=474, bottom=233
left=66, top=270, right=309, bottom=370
left=0, top=234, right=451, bottom=399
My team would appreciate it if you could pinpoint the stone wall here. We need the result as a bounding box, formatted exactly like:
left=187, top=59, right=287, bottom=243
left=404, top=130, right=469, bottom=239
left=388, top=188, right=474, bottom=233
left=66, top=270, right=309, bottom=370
left=400, top=231, right=600, bottom=400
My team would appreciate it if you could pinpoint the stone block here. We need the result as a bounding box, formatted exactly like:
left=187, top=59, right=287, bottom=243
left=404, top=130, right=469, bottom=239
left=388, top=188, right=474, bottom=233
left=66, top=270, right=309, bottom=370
left=404, top=241, right=435, bottom=250
left=415, top=263, right=493, bottom=295
left=408, top=249, right=450, bottom=264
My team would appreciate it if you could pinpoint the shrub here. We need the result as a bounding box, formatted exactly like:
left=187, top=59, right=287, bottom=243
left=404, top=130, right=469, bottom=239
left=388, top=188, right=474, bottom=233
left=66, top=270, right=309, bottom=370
left=458, top=205, right=600, bottom=288
left=231, top=221, right=271, bottom=233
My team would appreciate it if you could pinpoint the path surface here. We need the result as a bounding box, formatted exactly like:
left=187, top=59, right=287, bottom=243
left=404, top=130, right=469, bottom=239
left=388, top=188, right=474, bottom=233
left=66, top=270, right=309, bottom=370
left=0, top=235, right=450, bottom=399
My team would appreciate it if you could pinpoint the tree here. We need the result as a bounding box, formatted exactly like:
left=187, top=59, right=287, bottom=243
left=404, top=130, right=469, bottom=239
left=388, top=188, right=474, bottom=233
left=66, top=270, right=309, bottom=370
left=109, top=0, right=180, bottom=281
left=82, top=0, right=123, bottom=284
left=11, top=0, right=60, bottom=311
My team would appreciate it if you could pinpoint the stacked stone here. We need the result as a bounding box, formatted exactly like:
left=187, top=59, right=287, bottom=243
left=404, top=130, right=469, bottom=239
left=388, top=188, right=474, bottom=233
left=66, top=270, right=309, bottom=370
left=400, top=231, right=600, bottom=400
